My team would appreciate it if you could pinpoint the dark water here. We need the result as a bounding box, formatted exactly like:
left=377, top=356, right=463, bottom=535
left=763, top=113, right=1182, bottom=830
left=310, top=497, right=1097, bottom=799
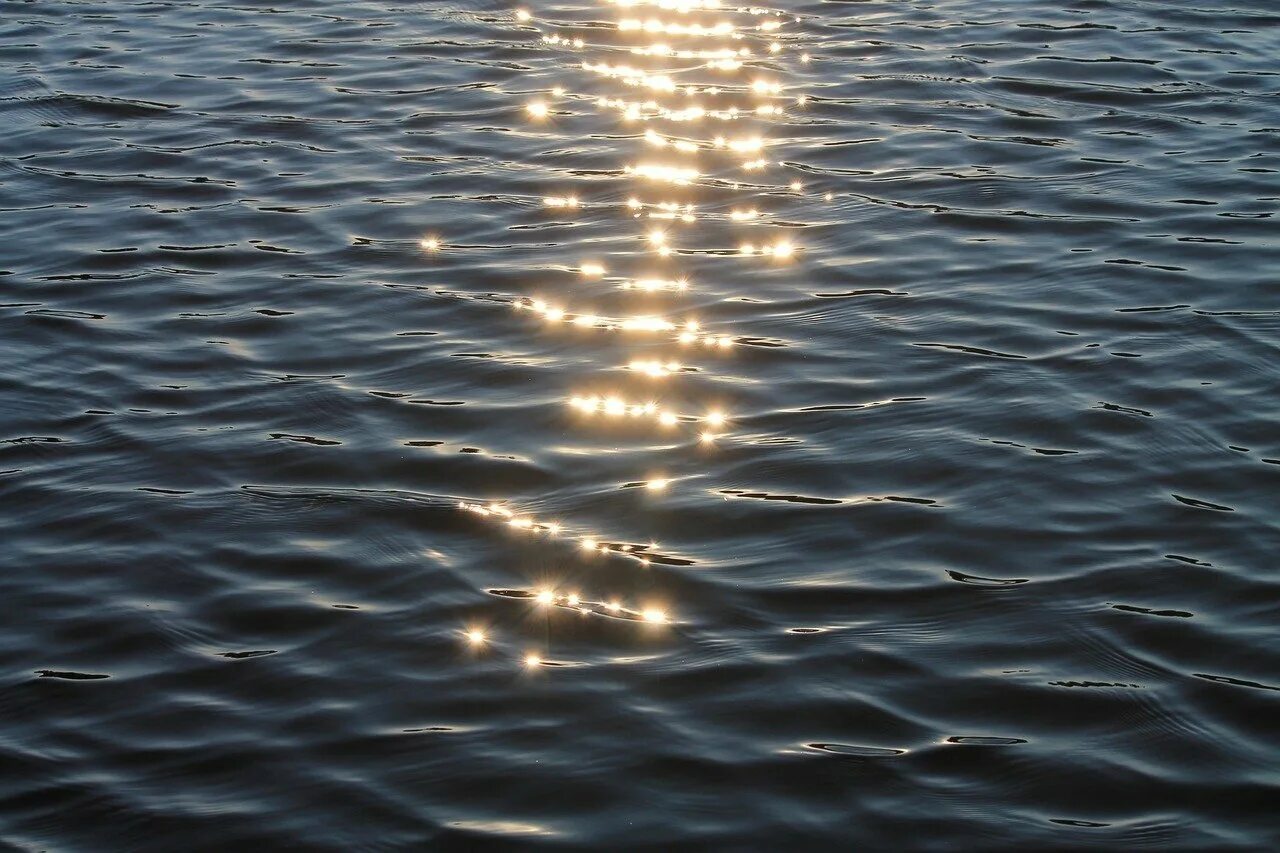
left=2, top=0, right=1278, bottom=847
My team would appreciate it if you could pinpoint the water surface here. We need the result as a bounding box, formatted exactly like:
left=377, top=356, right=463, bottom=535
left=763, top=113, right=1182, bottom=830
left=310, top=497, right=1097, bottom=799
left=1, top=0, right=1278, bottom=847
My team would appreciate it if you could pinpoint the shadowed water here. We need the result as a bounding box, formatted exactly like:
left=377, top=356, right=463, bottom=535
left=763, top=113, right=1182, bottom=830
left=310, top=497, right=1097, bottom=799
left=1, top=0, right=1278, bottom=848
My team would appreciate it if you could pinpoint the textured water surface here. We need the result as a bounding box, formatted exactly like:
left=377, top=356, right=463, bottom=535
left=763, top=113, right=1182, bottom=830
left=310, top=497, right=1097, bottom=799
left=1, top=0, right=1278, bottom=848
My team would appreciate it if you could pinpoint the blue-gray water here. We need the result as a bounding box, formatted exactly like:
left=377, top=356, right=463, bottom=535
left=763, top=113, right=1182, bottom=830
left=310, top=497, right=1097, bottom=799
left=1, top=0, right=1278, bottom=848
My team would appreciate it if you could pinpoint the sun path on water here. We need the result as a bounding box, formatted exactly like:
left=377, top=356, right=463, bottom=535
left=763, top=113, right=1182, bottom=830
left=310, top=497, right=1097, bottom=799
left=426, top=0, right=814, bottom=668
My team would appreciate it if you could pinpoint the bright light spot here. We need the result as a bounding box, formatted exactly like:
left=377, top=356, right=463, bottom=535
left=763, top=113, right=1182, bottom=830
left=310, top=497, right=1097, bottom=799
left=705, top=410, right=726, bottom=427
left=789, top=180, right=803, bottom=192
left=581, top=262, right=606, bottom=277
left=659, top=411, right=678, bottom=426
left=567, top=593, right=580, bottom=606
left=582, top=537, right=597, bottom=550
left=421, top=236, right=439, bottom=251
left=515, top=8, right=531, bottom=20
left=526, top=101, right=549, bottom=118
left=536, top=589, right=555, bottom=606
left=466, top=629, right=487, bottom=645
left=773, top=240, right=793, bottom=259
left=525, top=652, right=541, bottom=667
left=647, top=479, right=669, bottom=491
left=700, top=431, right=716, bottom=444
left=551, top=86, right=566, bottom=97
left=643, top=608, right=667, bottom=624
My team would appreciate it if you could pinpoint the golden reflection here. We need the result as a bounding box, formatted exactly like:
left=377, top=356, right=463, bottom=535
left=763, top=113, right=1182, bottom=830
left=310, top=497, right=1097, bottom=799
left=628, top=358, right=682, bottom=377
left=610, top=0, right=722, bottom=10
left=618, top=18, right=736, bottom=37
left=622, top=277, right=688, bottom=292
left=462, top=0, right=806, bottom=667
left=625, top=163, right=699, bottom=185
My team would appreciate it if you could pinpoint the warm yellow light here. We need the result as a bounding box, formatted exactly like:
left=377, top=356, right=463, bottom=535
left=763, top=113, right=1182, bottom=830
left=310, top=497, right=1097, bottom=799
left=466, top=629, right=487, bottom=645
left=647, top=479, right=669, bottom=491
left=580, top=262, right=606, bottom=277
left=526, top=101, right=549, bottom=118
left=420, top=236, right=439, bottom=251
left=582, top=537, right=598, bottom=550
left=525, top=652, right=541, bottom=667
left=659, top=411, right=678, bottom=426
left=536, top=589, right=555, bottom=606
left=567, top=593, right=580, bottom=606
left=705, top=410, right=726, bottom=427
left=643, top=608, right=667, bottom=624
left=515, top=8, right=531, bottom=20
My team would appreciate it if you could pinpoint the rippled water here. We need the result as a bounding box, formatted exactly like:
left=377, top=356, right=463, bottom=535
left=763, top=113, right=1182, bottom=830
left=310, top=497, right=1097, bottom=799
left=2, top=0, right=1279, bottom=847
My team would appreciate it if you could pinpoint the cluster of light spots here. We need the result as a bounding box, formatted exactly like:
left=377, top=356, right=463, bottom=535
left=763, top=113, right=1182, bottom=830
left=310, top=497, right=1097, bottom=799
left=621, top=277, right=688, bottom=292
left=628, top=358, right=683, bottom=377
left=473, top=0, right=808, bottom=670
left=625, top=163, right=699, bottom=185
left=542, top=33, right=587, bottom=48
left=513, top=299, right=734, bottom=345
left=626, top=198, right=696, bottom=221
left=569, top=395, right=729, bottom=430
left=609, top=0, right=722, bottom=11
left=529, top=587, right=672, bottom=624
left=584, top=62, right=678, bottom=93
left=460, top=502, right=686, bottom=573
left=618, top=18, right=737, bottom=37
left=738, top=239, right=794, bottom=258
left=713, top=135, right=765, bottom=153
left=459, top=501, right=565, bottom=534
left=597, top=97, right=769, bottom=124
left=569, top=395, right=664, bottom=420
left=630, top=45, right=749, bottom=61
